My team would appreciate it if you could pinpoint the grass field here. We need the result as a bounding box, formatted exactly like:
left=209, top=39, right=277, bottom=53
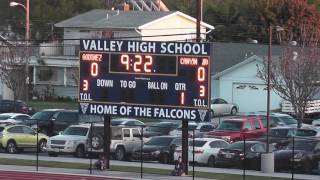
left=0, top=158, right=298, bottom=180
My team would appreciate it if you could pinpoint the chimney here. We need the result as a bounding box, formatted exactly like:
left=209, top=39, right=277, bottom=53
left=123, top=2, right=130, bottom=11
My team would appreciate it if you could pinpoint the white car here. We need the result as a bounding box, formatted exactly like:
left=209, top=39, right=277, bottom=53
left=0, top=113, right=30, bottom=125
left=210, top=98, right=238, bottom=116
left=169, top=122, right=215, bottom=138
left=111, top=118, right=145, bottom=127
left=174, top=138, right=229, bottom=167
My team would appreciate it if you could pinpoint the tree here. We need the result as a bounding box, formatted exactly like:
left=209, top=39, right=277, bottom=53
left=257, top=0, right=320, bottom=126
left=0, top=45, right=28, bottom=101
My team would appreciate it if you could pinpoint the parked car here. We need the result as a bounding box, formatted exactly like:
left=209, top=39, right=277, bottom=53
left=169, top=122, right=215, bottom=138
left=210, top=98, right=238, bottom=116
left=0, top=113, right=31, bottom=125
left=216, top=141, right=275, bottom=170
left=0, top=124, right=48, bottom=153
left=246, top=112, right=299, bottom=128
left=174, top=138, right=229, bottom=167
left=255, top=127, right=297, bottom=149
left=88, top=126, right=142, bottom=161
left=47, top=124, right=91, bottom=157
left=0, top=99, right=32, bottom=114
left=132, top=136, right=181, bottom=164
left=23, top=109, right=79, bottom=136
left=274, top=138, right=320, bottom=173
left=143, top=122, right=180, bottom=138
left=295, top=127, right=320, bottom=137
left=206, top=116, right=266, bottom=143
left=111, top=118, right=145, bottom=127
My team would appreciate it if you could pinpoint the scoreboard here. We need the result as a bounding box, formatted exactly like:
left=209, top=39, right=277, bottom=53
left=79, top=39, right=211, bottom=121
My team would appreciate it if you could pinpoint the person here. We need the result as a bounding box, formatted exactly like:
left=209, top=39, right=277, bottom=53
left=95, top=155, right=106, bottom=170
left=171, top=156, right=185, bottom=176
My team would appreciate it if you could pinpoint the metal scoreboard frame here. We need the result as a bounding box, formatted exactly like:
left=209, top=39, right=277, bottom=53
left=79, top=39, right=211, bottom=121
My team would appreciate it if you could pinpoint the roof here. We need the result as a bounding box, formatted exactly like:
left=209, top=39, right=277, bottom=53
left=55, top=10, right=173, bottom=29
left=211, top=42, right=282, bottom=76
left=55, top=10, right=214, bottom=30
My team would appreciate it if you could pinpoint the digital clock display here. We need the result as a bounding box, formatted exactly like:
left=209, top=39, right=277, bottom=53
left=79, top=39, right=211, bottom=121
left=109, top=54, right=177, bottom=75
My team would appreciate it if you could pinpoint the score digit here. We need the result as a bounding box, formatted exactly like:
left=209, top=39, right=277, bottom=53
left=121, top=54, right=130, bottom=70
left=144, top=55, right=153, bottom=73
left=90, top=63, right=98, bottom=77
left=180, top=92, right=185, bottom=105
left=197, top=67, right=206, bottom=82
left=83, top=79, right=89, bottom=91
left=134, top=55, right=142, bottom=72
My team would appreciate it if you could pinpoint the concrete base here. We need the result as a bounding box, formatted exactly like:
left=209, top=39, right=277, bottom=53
left=261, top=152, right=274, bottom=173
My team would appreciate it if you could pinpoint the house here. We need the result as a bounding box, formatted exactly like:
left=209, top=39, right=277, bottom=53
left=28, top=9, right=214, bottom=99
left=211, top=42, right=283, bottom=113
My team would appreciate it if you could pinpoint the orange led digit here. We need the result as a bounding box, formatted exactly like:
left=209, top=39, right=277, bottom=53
left=200, top=85, right=205, bottom=97
left=144, top=55, right=153, bottom=73
left=90, top=62, right=98, bottom=77
left=121, top=54, right=130, bottom=70
left=83, top=79, right=89, bottom=91
left=197, top=67, right=205, bottom=82
left=134, top=55, right=142, bottom=72
left=180, top=92, right=185, bottom=105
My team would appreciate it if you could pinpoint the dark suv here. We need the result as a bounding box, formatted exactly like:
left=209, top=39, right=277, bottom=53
left=0, top=99, right=31, bottom=114
left=24, top=109, right=79, bottom=136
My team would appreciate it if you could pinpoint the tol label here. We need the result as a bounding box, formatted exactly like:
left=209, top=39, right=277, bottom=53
left=80, top=93, right=92, bottom=101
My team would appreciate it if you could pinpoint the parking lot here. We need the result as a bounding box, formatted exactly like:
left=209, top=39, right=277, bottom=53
left=1, top=111, right=320, bottom=180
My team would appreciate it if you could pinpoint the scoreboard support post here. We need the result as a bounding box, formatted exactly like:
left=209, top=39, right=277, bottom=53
left=182, top=120, right=188, bottom=175
left=104, top=116, right=111, bottom=169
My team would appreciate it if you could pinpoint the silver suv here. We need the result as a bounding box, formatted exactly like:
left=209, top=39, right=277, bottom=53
left=47, top=124, right=90, bottom=157
left=88, top=125, right=142, bottom=161
left=47, top=123, right=142, bottom=160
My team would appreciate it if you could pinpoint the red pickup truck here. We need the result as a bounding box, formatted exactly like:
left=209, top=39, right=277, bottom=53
left=206, top=116, right=266, bottom=143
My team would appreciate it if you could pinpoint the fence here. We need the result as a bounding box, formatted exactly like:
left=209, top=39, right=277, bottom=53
left=0, top=122, right=320, bottom=179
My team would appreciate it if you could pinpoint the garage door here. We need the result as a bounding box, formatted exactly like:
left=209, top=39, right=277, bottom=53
left=232, top=83, right=281, bottom=113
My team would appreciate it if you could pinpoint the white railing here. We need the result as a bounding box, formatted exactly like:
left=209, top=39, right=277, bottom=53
left=282, top=100, right=320, bottom=114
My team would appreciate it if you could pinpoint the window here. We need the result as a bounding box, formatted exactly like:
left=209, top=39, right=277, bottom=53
left=200, top=125, right=214, bottom=132
left=126, top=121, right=135, bottom=126
left=57, top=112, right=78, bottom=122
left=123, top=129, right=130, bottom=138
left=134, top=121, right=144, bottom=126
left=190, top=140, right=207, bottom=147
left=218, top=141, right=229, bottom=148
left=37, top=67, right=64, bottom=84
left=251, top=144, right=265, bottom=152
left=254, top=120, right=261, bottom=129
left=216, top=121, right=242, bottom=131
left=111, top=127, right=122, bottom=140
left=15, top=115, right=30, bottom=120
left=171, top=138, right=182, bottom=146
left=22, top=126, right=34, bottom=134
left=7, top=126, right=23, bottom=133
left=132, top=129, right=140, bottom=138
left=244, top=121, right=252, bottom=130
left=209, top=141, right=220, bottom=148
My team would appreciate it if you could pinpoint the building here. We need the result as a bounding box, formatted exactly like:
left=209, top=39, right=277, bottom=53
left=26, top=9, right=213, bottom=100
left=211, top=42, right=283, bottom=113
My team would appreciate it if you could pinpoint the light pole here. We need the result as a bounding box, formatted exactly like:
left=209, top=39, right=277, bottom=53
left=10, top=0, right=30, bottom=103
left=262, top=25, right=283, bottom=173
left=266, top=25, right=284, bottom=153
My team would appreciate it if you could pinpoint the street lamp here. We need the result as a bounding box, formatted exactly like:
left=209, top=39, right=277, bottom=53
left=10, top=0, right=30, bottom=103
left=267, top=25, right=284, bottom=153
left=261, top=25, right=284, bottom=173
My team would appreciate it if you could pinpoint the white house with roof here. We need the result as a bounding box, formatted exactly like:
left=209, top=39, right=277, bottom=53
left=210, top=42, right=283, bottom=113
left=28, top=9, right=214, bottom=99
